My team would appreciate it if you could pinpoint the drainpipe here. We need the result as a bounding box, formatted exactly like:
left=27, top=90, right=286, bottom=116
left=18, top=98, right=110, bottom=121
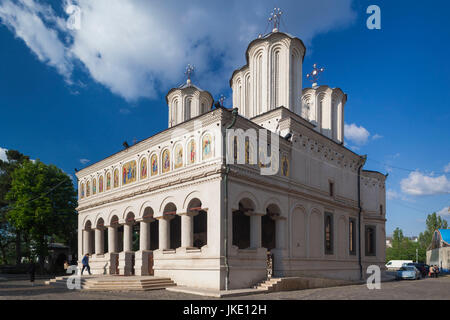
left=357, top=155, right=367, bottom=280
left=223, top=108, right=238, bottom=291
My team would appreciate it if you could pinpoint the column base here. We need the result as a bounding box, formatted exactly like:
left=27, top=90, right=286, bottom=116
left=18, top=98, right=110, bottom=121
left=118, top=251, right=135, bottom=276
left=134, top=250, right=153, bottom=276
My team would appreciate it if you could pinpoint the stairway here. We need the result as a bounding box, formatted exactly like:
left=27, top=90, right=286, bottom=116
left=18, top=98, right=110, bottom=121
left=253, top=277, right=283, bottom=292
left=45, top=275, right=176, bottom=291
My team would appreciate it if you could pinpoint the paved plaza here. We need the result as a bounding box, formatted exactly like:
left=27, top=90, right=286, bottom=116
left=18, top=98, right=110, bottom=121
left=1, top=276, right=449, bottom=300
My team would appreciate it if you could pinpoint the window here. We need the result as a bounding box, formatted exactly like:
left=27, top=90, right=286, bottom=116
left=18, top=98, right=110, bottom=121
left=380, top=204, right=383, bottom=216
left=329, top=181, right=334, bottom=197
left=365, top=226, right=376, bottom=256
left=349, top=218, right=356, bottom=255
left=324, top=212, right=333, bottom=255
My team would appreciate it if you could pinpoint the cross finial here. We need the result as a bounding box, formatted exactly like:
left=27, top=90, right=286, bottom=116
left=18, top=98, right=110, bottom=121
left=185, top=64, right=195, bottom=84
left=269, top=8, right=282, bottom=32
left=306, top=63, right=325, bottom=88
left=219, top=94, right=226, bottom=107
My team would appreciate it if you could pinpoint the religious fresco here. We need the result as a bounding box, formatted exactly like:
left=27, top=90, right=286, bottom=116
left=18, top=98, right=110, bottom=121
left=202, top=134, right=212, bottom=160
left=106, top=172, right=111, bottom=190
left=141, top=158, right=148, bottom=179
left=86, top=181, right=90, bottom=197
left=174, top=144, right=183, bottom=169
left=162, top=150, right=170, bottom=173
left=99, top=176, right=104, bottom=193
left=80, top=183, right=85, bottom=198
left=92, top=178, right=97, bottom=195
left=151, top=154, right=158, bottom=176
left=122, top=160, right=137, bottom=185
left=188, top=140, right=196, bottom=164
left=281, top=154, right=289, bottom=177
left=114, top=169, right=119, bottom=188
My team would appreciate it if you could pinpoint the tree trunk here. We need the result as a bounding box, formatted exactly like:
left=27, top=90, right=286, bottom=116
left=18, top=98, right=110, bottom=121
left=15, top=230, right=21, bottom=265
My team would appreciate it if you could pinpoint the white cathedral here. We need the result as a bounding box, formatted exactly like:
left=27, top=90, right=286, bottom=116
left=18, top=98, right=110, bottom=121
left=75, top=16, right=387, bottom=290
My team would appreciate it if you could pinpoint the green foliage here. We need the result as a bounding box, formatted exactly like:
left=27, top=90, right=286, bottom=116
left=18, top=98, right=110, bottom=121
left=387, top=213, right=448, bottom=263
left=0, top=150, right=30, bottom=264
left=5, top=159, right=77, bottom=261
left=418, top=212, right=448, bottom=251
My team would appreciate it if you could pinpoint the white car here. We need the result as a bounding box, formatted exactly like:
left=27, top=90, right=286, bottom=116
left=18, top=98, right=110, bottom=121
left=385, top=260, right=413, bottom=269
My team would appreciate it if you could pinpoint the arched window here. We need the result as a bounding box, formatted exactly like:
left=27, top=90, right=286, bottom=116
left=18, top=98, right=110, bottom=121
left=188, top=198, right=207, bottom=248
left=186, top=98, right=192, bottom=120
left=86, top=181, right=90, bottom=197
left=92, top=178, right=97, bottom=195
left=324, top=212, right=334, bottom=254
left=272, top=50, right=280, bottom=109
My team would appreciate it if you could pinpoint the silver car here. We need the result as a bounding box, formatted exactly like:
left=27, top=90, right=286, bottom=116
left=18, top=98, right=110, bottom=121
left=396, top=266, right=421, bottom=280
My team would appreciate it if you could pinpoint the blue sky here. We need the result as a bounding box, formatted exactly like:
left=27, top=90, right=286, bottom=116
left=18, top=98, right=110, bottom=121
left=0, top=0, right=449, bottom=236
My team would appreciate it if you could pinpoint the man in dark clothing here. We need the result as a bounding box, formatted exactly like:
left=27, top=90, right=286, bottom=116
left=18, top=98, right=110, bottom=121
left=81, top=254, right=91, bottom=275
left=28, top=262, right=36, bottom=286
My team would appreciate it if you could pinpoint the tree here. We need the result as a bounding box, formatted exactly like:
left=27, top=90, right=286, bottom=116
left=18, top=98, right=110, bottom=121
left=6, top=160, right=77, bottom=269
left=0, top=149, right=30, bottom=264
left=418, top=212, right=448, bottom=251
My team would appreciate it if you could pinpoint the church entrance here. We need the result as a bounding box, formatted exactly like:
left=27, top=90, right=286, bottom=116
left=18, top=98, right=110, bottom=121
left=262, top=204, right=279, bottom=278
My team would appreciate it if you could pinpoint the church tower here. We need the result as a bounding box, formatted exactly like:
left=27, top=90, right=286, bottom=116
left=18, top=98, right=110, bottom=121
left=230, top=9, right=306, bottom=119
left=166, top=65, right=214, bottom=128
left=301, top=64, right=347, bottom=144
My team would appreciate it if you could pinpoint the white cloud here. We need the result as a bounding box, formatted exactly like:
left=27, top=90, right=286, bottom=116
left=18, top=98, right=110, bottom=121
left=444, top=163, right=450, bottom=173
left=0, top=147, right=8, bottom=162
left=387, top=189, right=400, bottom=200
left=437, top=206, right=450, bottom=216
left=400, top=171, right=450, bottom=196
left=372, top=134, right=383, bottom=140
left=344, top=123, right=370, bottom=145
left=0, top=0, right=356, bottom=101
left=79, top=158, right=90, bottom=164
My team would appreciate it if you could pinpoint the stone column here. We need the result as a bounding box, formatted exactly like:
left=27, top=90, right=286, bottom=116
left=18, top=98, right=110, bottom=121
left=83, top=229, right=90, bottom=255
left=250, top=213, right=262, bottom=249
left=158, top=216, right=170, bottom=250
left=108, top=226, right=117, bottom=253
left=275, top=218, right=286, bottom=249
left=140, top=220, right=150, bottom=251
left=181, top=213, right=194, bottom=248
left=95, top=228, right=104, bottom=255
left=124, top=223, right=133, bottom=252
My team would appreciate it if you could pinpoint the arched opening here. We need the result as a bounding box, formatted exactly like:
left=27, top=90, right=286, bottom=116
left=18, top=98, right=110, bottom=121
left=232, top=198, right=253, bottom=249
left=262, top=204, right=279, bottom=250
left=110, top=215, right=119, bottom=253
left=96, top=218, right=108, bottom=253
left=125, top=212, right=139, bottom=252
left=84, top=220, right=94, bottom=255
left=142, top=207, right=158, bottom=250
left=164, top=203, right=180, bottom=250
left=188, top=198, right=207, bottom=248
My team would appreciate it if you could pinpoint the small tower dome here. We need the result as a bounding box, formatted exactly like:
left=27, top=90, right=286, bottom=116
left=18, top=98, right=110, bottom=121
left=166, top=65, right=213, bottom=128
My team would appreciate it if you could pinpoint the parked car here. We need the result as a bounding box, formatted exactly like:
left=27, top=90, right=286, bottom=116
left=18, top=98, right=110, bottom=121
left=396, top=266, right=421, bottom=280
left=386, top=260, right=413, bottom=269
left=405, top=263, right=429, bottom=278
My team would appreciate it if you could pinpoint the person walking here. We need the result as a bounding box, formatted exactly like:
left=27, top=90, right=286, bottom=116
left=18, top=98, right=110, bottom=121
left=28, top=261, right=36, bottom=287
left=81, top=254, right=91, bottom=275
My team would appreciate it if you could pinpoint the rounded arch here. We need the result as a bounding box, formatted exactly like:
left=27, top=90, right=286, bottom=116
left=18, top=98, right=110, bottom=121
left=122, top=206, right=137, bottom=221
left=309, top=208, right=323, bottom=258
left=96, top=217, right=105, bottom=229
left=107, top=209, right=119, bottom=226
left=163, top=202, right=177, bottom=215
left=291, top=205, right=307, bottom=258
left=232, top=191, right=260, bottom=213
left=83, top=218, right=93, bottom=230
left=183, top=190, right=202, bottom=210
left=139, top=201, right=156, bottom=219
left=159, top=196, right=178, bottom=214
left=93, top=212, right=106, bottom=228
